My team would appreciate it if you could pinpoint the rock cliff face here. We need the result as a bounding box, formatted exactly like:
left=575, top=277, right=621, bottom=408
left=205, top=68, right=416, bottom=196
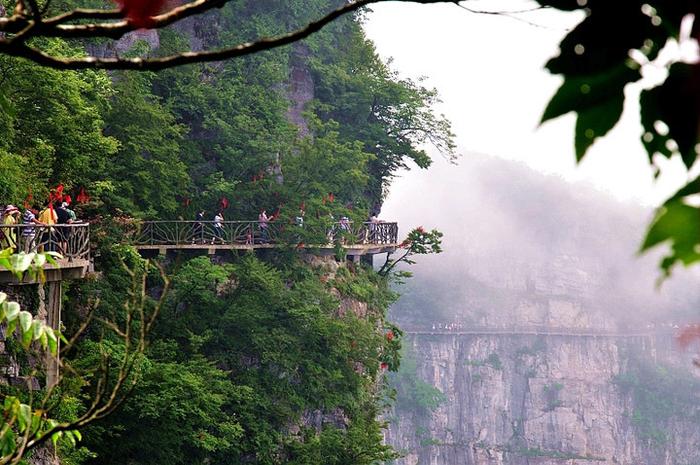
left=386, top=328, right=700, bottom=465
left=380, top=148, right=700, bottom=465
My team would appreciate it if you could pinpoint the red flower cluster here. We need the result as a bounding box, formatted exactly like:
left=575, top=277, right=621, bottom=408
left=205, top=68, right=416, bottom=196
left=251, top=171, right=265, bottom=183
left=385, top=330, right=394, bottom=341
left=76, top=187, right=90, bottom=204
left=677, top=324, right=700, bottom=349
left=113, top=0, right=166, bottom=28
left=380, top=362, right=388, bottom=370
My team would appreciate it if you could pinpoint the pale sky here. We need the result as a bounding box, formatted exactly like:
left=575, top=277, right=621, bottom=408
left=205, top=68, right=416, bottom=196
left=363, top=0, right=691, bottom=208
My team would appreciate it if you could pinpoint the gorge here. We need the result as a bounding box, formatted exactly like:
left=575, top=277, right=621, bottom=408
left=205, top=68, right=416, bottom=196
left=384, top=155, right=700, bottom=465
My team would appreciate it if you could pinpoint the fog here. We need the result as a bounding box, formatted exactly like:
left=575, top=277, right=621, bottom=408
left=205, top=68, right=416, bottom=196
left=383, top=152, right=700, bottom=329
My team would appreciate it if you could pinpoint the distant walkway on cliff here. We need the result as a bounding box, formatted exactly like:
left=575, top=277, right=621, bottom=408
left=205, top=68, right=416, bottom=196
left=129, top=220, right=399, bottom=257
left=402, top=327, right=658, bottom=339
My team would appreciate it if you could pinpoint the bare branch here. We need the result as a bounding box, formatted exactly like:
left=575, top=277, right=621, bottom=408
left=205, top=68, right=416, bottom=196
left=0, top=0, right=462, bottom=70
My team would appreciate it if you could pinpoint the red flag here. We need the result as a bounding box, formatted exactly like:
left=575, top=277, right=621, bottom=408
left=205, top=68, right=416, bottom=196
left=48, top=186, right=61, bottom=215
left=63, top=195, right=72, bottom=205
left=76, top=187, right=90, bottom=204
left=219, top=197, right=229, bottom=210
left=113, top=0, right=166, bottom=28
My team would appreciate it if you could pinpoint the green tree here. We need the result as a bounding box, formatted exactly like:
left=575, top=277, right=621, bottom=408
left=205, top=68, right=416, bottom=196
left=102, top=70, right=189, bottom=216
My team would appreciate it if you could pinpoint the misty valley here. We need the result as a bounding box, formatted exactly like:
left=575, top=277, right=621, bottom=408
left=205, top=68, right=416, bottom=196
left=0, top=1, right=698, bottom=465
left=384, top=156, right=700, bottom=465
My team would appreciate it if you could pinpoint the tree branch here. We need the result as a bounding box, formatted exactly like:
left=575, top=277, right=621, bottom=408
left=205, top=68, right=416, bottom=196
left=0, top=0, right=462, bottom=70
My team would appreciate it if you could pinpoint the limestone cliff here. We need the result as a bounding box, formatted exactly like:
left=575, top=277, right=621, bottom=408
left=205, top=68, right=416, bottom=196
left=386, top=327, right=700, bottom=465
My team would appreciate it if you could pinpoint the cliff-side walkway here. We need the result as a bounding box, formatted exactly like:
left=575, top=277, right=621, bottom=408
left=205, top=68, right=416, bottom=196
left=0, top=223, right=91, bottom=283
left=403, top=328, right=654, bottom=338
left=130, top=220, right=399, bottom=257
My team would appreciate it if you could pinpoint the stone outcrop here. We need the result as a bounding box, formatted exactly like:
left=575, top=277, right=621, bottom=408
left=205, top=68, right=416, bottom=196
left=285, top=43, right=314, bottom=137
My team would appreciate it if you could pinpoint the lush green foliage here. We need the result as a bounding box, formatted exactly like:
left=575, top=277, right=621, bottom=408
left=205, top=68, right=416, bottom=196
left=0, top=252, right=80, bottom=465
left=379, top=227, right=443, bottom=279
left=78, top=254, right=399, bottom=464
left=0, top=1, right=455, bottom=463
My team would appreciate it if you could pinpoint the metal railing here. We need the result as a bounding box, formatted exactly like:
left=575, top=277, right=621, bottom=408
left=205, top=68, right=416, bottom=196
left=402, top=326, right=654, bottom=338
left=0, top=223, right=90, bottom=261
left=130, top=220, right=399, bottom=247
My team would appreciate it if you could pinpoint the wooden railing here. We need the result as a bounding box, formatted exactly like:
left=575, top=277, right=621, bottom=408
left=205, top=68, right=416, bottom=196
left=130, top=220, right=399, bottom=247
left=0, top=223, right=90, bottom=261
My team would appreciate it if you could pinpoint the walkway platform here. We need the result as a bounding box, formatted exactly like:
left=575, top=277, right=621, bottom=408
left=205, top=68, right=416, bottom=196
left=0, top=223, right=91, bottom=284
left=130, top=220, right=399, bottom=256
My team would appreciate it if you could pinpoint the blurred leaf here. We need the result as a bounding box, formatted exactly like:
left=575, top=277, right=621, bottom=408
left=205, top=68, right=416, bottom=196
left=17, top=404, right=31, bottom=433
left=5, top=301, right=20, bottom=321
left=32, top=320, right=44, bottom=341
left=640, top=63, right=700, bottom=169
left=574, top=93, right=624, bottom=161
left=542, top=64, right=639, bottom=123
left=642, top=199, right=700, bottom=276
left=18, top=310, right=32, bottom=333
left=545, top=2, right=660, bottom=76
left=46, top=327, right=58, bottom=355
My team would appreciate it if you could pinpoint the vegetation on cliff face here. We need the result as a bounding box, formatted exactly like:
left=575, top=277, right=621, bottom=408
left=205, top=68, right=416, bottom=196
left=615, top=353, right=700, bottom=448
left=75, top=253, right=400, bottom=464
left=0, top=1, right=453, bottom=463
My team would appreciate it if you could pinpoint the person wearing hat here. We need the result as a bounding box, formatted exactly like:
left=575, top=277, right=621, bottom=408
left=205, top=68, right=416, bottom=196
left=61, top=201, right=77, bottom=222
left=1, top=205, right=20, bottom=251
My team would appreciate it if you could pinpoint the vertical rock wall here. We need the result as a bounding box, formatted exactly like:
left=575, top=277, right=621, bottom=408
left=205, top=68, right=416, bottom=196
left=386, top=332, right=700, bottom=465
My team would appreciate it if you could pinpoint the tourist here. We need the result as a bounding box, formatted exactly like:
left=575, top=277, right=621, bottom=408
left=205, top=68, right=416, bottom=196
left=295, top=209, right=305, bottom=228
left=55, top=202, right=72, bottom=252
left=21, top=208, right=44, bottom=253
left=325, top=213, right=336, bottom=242
left=62, top=201, right=77, bottom=222
left=193, top=210, right=205, bottom=244
left=368, top=214, right=379, bottom=243
left=38, top=204, right=57, bottom=251
left=339, top=216, right=351, bottom=244
left=1, top=205, right=20, bottom=251
left=258, top=209, right=269, bottom=243
left=212, top=211, right=225, bottom=244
